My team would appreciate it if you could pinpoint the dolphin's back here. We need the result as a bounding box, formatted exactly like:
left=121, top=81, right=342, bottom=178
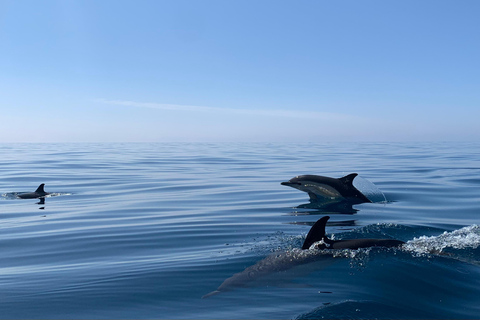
left=331, top=238, right=405, bottom=250
left=302, top=216, right=404, bottom=250
left=17, top=184, right=48, bottom=199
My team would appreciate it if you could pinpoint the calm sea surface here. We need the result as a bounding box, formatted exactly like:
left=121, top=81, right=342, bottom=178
left=1, top=142, right=480, bottom=319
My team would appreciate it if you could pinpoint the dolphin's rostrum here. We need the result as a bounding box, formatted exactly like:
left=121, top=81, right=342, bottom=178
left=17, top=184, right=49, bottom=199
left=281, top=173, right=372, bottom=203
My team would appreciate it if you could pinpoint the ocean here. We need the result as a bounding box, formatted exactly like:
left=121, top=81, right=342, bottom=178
left=1, top=142, right=479, bottom=319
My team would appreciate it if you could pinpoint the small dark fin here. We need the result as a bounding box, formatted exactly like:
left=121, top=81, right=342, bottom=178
left=339, top=173, right=372, bottom=203
left=338, top=173, right=358, bottom=186
left=302, top=216, right=330, bottom=250
left=35, top=184, right=45, bottom=193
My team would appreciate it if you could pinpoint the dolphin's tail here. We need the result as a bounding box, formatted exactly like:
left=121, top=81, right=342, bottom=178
left=302, top=216, right=330, bottom=249
left=202, top=290, right=221, bottom=299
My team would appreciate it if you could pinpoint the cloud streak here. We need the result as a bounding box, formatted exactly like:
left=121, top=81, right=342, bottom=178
left=97, top=99, right=364, bottom=122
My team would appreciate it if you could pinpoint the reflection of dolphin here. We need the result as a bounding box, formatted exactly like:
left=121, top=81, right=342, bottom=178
left=17, top=184, right=49, bottom=199
left=203, top=216, right=404, bottom=298
left=289, top=219, right=356, bottom=228
left=293, top=201, right=359, bottom=215
left=281, top=173, right=371, bottom=204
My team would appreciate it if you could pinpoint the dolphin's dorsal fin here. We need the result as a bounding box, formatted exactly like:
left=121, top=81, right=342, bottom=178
left=302, top=216, right=330, bottom=249
left=339, top=173, right=358, bottom=186
left=35, top=184, right=45, bottom=193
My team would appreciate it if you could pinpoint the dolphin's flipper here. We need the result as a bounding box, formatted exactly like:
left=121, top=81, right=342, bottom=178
left=307, top=192, right=318, bottom=201
left=302, top=216, right=330, bottom=249
left=35, top=184, right=46, bottom=193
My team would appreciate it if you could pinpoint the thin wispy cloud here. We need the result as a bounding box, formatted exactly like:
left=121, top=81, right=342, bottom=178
left=98, top=99, right=364, bottom=122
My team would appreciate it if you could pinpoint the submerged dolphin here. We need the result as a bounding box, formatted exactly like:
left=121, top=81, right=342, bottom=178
left=281, top=173, right=371, bottom=204
left=17, top=184, right=49, bottom=199
left=202, top=247, right=334, bottom=299
left=203, top=216, right=404, bottom=298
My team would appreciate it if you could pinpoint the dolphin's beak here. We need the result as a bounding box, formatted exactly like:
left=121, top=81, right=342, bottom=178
left=281, top=181, right=300, bottom=186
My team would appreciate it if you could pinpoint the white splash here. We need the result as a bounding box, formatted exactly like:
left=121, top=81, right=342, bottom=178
left=403, top=225, right=480, bottom=255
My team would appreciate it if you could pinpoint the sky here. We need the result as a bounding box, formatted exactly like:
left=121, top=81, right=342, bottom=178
left=1, top=0, right=479, bottom=142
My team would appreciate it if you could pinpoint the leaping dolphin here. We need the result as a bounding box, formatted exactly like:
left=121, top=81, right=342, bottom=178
left=281, top=173, right=371, bottom=204
left=202, top=216, right=404, bottom=298
left=17, top=184, right=49, bottom=199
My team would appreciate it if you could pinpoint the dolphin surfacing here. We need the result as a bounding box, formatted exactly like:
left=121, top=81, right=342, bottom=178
left=203, top=216, right=404, bottom=298
left=281, top=173, right=372, bottom=204
left=17, top=184, right=49, bottom=199
left=302, top=216, right=405, bottom=250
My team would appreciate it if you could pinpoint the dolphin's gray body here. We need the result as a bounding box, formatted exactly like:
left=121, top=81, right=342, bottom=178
left=202, top=249, right=332, bottom=298
left=203, top=216, right=404, bottom=298
left=17, top=184, right=49, bottom=199
left=281, top=173, right=371, bottom=204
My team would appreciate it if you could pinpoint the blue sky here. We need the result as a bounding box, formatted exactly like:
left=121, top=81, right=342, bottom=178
left=1, top=0, right=479, bottom=142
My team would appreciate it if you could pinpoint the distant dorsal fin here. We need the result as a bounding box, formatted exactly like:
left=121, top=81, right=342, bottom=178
left=339, top=173, right=358, bottom=186
left=35, top=184, right=45, bottom=193
left=302, top=216, right=330, bottom=250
